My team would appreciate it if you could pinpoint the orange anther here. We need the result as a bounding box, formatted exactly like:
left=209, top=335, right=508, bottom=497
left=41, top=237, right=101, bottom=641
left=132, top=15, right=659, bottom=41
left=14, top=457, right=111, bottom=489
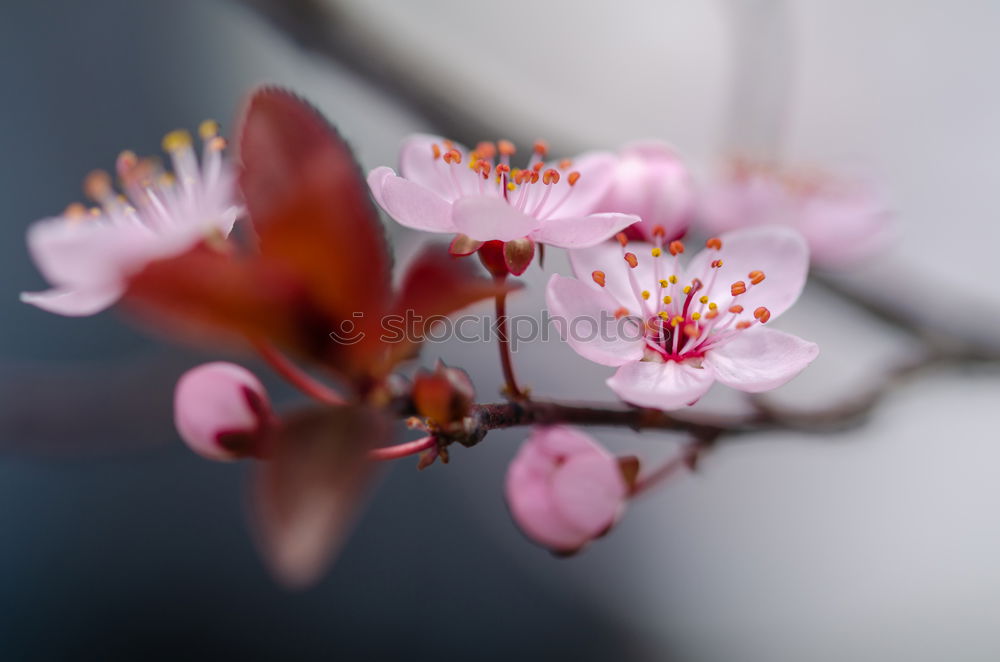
left=475, top=141, right=496, bottom=159
left=592, top=270, right=607, bottom=287
left=558, top=159, right=572, bottom=169
left=624, top=252, right=639, bottom=268
left=496, top=164, right=511, bottom=176
left=532, top=162, right=544, bottom=172
left=568, top=171, right=581, bottom=186
left=736, top=321, right=753, bottom=330
left=706, top=237, right=722, bottom=250
left=683, top=324, right=701, bottom=338
left=651, top=225, right=666, bottom=238
left=668, top=240, right=685, bottom=256
left=498, top=139, right=516, bottom=156
left=530, top=171, right=539, bottom=183
left=616, top=232, right=629, bottom=246
left=729, top=305, right=744, bottom=314
left=710, top=259, right=724, bottom=268
left=543, top=169, right=561, bottom=185
left=83, top=170, right=112, bottom=200
left=753, top=306, right=771, bottom=323
left=533, top=140, right=549, bottom=157
left=614, top=307, right=630, bottom=320
left=748, top=270, right=766, bottom=285
left=476, top=161, right=492, bottom=177
left=443, top=149, right=462, bottom=164
left=704, top=310, right=719, bottom=320
left=64, top=202, right=88, bottom=218
left=731, top=281, right=747, bottom=296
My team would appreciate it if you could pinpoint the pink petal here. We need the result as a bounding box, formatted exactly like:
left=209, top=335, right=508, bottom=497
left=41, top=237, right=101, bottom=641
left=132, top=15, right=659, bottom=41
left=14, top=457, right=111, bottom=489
left=375, top=171, right=457, bottom=233
left=545, top=274, right=645, bottom=367
left=685, top=226, right=809, bottom=322
left=20, top=285, right=124, bottom=317
left=599, top=140, right=694, bottom=241
left=606, top=359, right=716, bottom=410
left=505, top=426, right=626, bottom=553
left=452, top=196, right=541, bottom=242
left=799, top=189, right=893, bottom=268
left=537, top=151, right=618, bottom=219
left=704, top=327, right=819, bottom=392
left=366, top=166, right=393, bottom=208
left=568, top=240, right=657, bottom=313
left=551, top=452, right=627, bottom=535
left=531, top=213, right=639, bottom=248
left=173, top=362, right=270, bottom=461
left=398, top=133, right=470, bottom=200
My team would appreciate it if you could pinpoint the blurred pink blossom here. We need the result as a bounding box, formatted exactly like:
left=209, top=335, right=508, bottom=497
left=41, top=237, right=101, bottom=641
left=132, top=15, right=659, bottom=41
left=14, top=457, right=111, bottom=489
left=699, top=161, right=892, bottom=268
left=21, top=123, right=241, bottom=316
left=368, top=135, right=638, bottom=254
left=174, top=361, right=271, bottom=461
left=547, top=227, right=819, bottom=410
left=505, top=425, right=628, bottom=554
left=596, top=141, right=695, bottom=243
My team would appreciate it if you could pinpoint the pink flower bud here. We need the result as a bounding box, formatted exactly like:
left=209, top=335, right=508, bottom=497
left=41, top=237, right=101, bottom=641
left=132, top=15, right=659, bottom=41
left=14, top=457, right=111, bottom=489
left=598, top=141, right=695, bottom=243
left=505, top=426, right=628, bottom=554
left=173, top=362, right=271, bottom=461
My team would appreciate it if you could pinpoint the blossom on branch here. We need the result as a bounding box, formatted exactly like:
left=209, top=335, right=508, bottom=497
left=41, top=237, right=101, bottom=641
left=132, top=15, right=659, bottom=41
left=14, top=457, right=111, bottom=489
left=21, top=123, right=241, bottom=315
left=367, top=134, right=639, bottom=275
left=547, top=227, right=819, bottom=410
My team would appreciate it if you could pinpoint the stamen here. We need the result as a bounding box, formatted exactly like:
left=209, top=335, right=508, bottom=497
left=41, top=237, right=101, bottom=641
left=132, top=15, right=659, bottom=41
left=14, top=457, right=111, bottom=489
left=498, top=140, right=516, bottom=157
left=729, top=305, right=744, bottom=314
left=592, top=271, right=606, bottom=287
left=651, top=225, right=666, bottom=238
left=684, top=324, right=700, bottom=338
left=431, top=144, right=442, bottom=160
left=443, top=149, right=462, bottom=164
left=624, top=253, right=639, bottom=268
left=614, top=307, right=630, bottom=320
left=662, top=295, right=672, bottom=304
left=736, top=321, right=753, bottom=330
left=475, top=142, right=496, bottom=159
left=558, top=159, right=572, bottom=169
left=84, top=170, right=112, bottom=201
left=162, top=129, right=193, bottom=153
left=659, top=279, right=669, bottom=288
left=711, top=259, right=724, bottom=268
left=668, top=240, right=685, bottom=256
left=691, top=312, right=702, bottom=321
left=699, top=296, right=709, bottom=304
left=749, top=270, right=766, bottom=285
left=543, top=169, right=560, bottom=185
left=198, top=120, right=220, bottom=140
left=706, top=237, right=723, bottom=250
left=567, top=171, right=581, bottom=186
left=533, top=140, right=548, bottom=157
left=616, top=233, right=629, bottom=247
left=641, top=290, right=651, bottom=300
left=651, top=247, right=662, bottom=258
left=754, top=307, right=771, bottom=323
left=731, top=281, right=747, bottom=296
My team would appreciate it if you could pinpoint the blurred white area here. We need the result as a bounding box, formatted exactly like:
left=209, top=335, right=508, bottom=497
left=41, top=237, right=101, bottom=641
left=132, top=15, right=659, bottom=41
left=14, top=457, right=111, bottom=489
left=90, top=0, right=1000, bottom=659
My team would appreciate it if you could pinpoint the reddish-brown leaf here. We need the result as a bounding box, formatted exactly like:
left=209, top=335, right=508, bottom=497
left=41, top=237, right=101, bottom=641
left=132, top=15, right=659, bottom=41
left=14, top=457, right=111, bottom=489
left=249, top=405, right=393, bottom=588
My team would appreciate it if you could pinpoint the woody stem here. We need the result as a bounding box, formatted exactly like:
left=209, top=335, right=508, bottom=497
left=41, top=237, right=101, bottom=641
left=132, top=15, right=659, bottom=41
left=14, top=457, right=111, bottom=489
left=494, top=281, right=527, bottom=400
left=253, top=340, right=346, bottom=406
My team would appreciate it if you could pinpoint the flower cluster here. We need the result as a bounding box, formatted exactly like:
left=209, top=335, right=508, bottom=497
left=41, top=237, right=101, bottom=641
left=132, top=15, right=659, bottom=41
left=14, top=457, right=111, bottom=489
left=20, top=86, right=891, bottom=580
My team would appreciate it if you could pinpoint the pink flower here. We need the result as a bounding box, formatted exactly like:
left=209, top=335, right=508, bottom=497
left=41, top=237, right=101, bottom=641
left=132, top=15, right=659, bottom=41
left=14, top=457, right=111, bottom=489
left=546, top=227, right=819, bottom=410
left=174, top=361, right=272, bottom=461
left=367, top=135, right=639, bottom=272
left=595, top=141, right=695, bottom=243
left=505, top=426, right=628, bottom=554
left=21, top=123, right=241, bottom=316
left=699, top=160, right=892, bottom=268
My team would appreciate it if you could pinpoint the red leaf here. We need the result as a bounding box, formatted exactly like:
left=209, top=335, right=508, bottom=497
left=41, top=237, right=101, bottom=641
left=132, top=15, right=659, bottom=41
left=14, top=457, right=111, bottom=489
left=249, top=405, right=392, bottom=588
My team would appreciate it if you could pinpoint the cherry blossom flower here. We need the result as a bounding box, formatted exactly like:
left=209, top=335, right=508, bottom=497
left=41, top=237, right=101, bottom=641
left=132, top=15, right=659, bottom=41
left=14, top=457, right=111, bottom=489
left=546, top=226, right=819, bottom=410
left=21, top=122, right=241, bottom=316
left=699, top=160, right=892, bottom=268
left=595, top=141, right=695, bottom=243
left=367, top=135, right=639, bottom=274
left=174, top=362, right=272, bottom=461
left=506, top=425, right=628, bottom=554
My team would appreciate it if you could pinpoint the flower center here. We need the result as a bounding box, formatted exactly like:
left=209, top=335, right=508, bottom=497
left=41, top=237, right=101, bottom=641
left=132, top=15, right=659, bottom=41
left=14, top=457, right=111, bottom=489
left=429, top=138, right=582, bottom=218
left=592, top=231, right=771, bottom=362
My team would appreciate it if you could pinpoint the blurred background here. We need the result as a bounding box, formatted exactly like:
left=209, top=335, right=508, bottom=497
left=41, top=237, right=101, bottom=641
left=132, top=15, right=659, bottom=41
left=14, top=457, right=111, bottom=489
left=2, top=1, right=999, bottom=660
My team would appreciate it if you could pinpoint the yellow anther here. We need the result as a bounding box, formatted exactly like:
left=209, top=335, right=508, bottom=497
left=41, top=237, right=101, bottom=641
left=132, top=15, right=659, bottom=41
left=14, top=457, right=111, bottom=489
left=682, top=285, right=692, bottom=294
left=651, top=247, right=662, bottom=258
left=671, top=315, right=684, bottom=327
left=162, top=129, right=193, bottom=153
left=708, top=302, right=718, bottom=311
left=699, top=295, right=709, bottom=304
left=641, top=290, right=650, bottom=300
left=659, top=279, right=669, bottom=288
left=658, top=311, right=669, bottom=320
left=663, top=295, right=672, bottom=304
left=692, top=312, right=702, bottom=321
left=669, top=275, right=678, bottom=284
left=198, top=120, right=220, bottom=140
left=506, top=182, right=516, bottom=192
